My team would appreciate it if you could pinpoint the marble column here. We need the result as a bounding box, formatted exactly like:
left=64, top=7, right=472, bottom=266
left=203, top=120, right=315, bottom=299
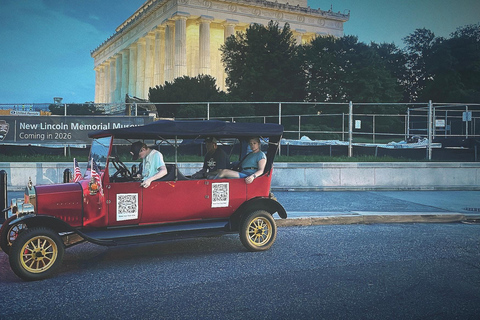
left=173, top=13, right=189, bottom=79
left=128, top=43, right=137, bottom=97
left=94, top=67, right=100, bottom=103
left=109, top=59, right=116, bottom=103
left=97, top=66, right=105, bottom=103
left=154, top=26, right=165, bottom=86
left=222, top=20, right=238, bottom=90
left=115, top=54, right=122, bottom=102
left=144, top=32, right=155, bottom=98
left=224, top=19, right=238, bottom=41
left=103, top=63, right=110, bottom=103
left=199, top=16, right=213, bottom=76
left=295, top=29, right=306, bottom=45
left=164, top=21, right=175, bottom=83
left=136, top=38, right=146, bottom=99
left=121, top=49, right=129, bottom=101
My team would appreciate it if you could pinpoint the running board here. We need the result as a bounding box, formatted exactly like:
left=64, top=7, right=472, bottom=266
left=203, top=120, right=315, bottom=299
left=77, top=219, right=231, bottom=246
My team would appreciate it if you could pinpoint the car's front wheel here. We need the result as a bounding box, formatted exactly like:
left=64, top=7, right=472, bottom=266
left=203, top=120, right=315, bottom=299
left=239, top=210, right=277, bottom=252
left=9, top=227, right=65, bottom=281
left=0, top=216, right=27, bottom=255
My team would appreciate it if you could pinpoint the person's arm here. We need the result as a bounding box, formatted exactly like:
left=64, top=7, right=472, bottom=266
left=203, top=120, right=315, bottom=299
left=141, top=165, right=167, bottom=188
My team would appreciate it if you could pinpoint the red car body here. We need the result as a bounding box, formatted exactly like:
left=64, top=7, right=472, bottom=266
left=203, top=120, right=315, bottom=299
left=1, top=120, right=286, bottom=281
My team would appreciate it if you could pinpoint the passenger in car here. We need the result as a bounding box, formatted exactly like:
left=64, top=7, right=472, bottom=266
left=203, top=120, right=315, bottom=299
left=215, top=137, right=266, bottom=184
left=191, top=137, right=229, bottom=179
left=130, top=141, right=167, bottom=188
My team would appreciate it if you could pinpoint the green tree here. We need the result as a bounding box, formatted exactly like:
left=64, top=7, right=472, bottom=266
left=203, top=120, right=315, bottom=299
left=303, top=35, right=403, bottom=103
left=149, top=75, right=226, bottom=118
left=221, top=21, right=306, bottom=113
left=419, top=23, right=480, bottom=102
left=49, top=103, right=102, bottom=115
left=402, top=28, right=437, bottom=102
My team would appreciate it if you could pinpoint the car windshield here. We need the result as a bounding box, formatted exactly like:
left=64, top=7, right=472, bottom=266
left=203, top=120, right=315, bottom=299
left=88, top=136, right=112, bottom=171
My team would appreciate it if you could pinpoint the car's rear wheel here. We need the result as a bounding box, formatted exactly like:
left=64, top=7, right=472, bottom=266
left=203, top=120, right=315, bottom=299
left=9, top=227, right=64, bottom=281
left=0, top=216, right=27, bottom=255
left=239, top=210, right=277, bottom=252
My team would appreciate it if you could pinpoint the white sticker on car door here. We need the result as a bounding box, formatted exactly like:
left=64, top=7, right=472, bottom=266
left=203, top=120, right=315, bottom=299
left=116, top=193, right=139, bottom=221
left=212, top=182, right=229, bottom=208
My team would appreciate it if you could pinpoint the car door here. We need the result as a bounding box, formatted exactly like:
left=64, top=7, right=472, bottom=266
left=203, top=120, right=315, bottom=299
left=106, top=181, right=143, bottom=226
left=140, top=178, right=247, bottom=224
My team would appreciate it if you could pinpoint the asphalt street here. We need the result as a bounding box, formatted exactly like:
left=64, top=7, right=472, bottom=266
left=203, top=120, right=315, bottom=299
left=1, top=223, right=479, bottom=319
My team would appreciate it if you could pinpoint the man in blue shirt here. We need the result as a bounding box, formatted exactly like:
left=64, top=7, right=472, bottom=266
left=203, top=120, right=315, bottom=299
left=130, top=141, right=167, bottom=188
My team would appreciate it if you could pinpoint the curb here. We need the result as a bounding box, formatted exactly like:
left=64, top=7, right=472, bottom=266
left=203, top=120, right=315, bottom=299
left=276, top=213, right=480, bottom=227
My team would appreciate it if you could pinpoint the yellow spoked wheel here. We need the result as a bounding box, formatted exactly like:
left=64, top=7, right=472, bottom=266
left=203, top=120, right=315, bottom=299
left=240, top=210, right=277, bottom=252
left=9, top=227, right=64, bottom=281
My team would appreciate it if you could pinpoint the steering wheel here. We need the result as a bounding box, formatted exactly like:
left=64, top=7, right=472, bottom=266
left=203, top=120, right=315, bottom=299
left=110, top=156, right=132, bottom=180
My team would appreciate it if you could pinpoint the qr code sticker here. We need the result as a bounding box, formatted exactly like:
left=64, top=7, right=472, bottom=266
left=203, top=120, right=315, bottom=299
left=116, top=193, right=139, bottom=221
left=212, top=183, right=229, bottom=208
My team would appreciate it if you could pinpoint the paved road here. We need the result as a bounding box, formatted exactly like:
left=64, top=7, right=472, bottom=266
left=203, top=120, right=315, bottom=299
left=1, top=223, right=479, bottom=319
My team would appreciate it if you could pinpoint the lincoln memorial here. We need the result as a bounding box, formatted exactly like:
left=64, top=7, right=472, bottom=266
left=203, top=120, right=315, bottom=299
left=91, top=0, right=350, bottom=103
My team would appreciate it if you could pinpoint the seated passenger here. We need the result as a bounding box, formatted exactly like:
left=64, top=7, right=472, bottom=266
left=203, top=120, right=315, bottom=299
left=192, top=137, right=229, bottom=179
left=215, top=137, right=266, bottom=185
left=130, top=141, right=167, bottom=188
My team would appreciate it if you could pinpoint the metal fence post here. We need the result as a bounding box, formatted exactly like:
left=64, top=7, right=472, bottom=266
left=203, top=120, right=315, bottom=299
left=207, top=102, right=210, bottom=120
left=278, top=102, right=282, bottom=156
left=348, top=101, right=353, bottom=157
left=0, top=170, right=7, bottom=223
left=427, top=100, right=433, bottom=160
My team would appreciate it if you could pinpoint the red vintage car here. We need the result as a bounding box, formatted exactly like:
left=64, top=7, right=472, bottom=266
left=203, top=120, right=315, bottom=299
left=1, top=120, right=286, bottom=281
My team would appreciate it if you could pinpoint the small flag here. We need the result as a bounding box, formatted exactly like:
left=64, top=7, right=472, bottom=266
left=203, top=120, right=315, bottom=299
left=73, top=158, right=82, bottom=182
left=91, top=158, right=103, bottom=195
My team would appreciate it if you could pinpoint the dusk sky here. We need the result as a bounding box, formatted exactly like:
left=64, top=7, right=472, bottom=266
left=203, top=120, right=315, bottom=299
left=1, top=0, right=478, bottom=104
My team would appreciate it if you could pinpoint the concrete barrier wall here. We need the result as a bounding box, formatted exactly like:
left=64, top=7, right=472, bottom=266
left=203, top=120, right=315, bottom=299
left=1, top=162, right=479, bottom=191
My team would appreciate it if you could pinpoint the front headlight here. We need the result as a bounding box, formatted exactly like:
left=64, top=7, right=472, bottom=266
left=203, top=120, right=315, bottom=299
left=4, top=198, right=35, bottom=220
left=3, top=181, right=37, bottom=220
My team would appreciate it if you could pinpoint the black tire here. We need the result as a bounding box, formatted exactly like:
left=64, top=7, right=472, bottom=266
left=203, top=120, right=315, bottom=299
left=239, top=210, right=277, bottom=252
left=0, top=217, right=27, bottom=255
left=9, top=227, right=65, bottom=281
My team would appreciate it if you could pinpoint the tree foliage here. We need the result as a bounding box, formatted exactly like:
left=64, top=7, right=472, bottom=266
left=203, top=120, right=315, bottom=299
left=420, top=23, right=480, bottom=102
left=49, top=103, right=102, bottom=115
left=149, top=74, right=226, bottom=118
left=221, top=21, right=306, bottom=106
left=302, top=35, right=403, bottom=103
left=403, top=23, right=480, bottom=102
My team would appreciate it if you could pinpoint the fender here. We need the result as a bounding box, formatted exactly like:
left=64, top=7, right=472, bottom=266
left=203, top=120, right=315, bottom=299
left=229, top=197, right=287, bottom=230
left=8, top=214, right=78, bottom=234
left=7, top=214, right=117, bottom=246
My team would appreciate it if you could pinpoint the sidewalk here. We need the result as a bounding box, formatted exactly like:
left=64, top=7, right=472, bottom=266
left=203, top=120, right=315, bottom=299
left=274, top=190, right=480, bottom=226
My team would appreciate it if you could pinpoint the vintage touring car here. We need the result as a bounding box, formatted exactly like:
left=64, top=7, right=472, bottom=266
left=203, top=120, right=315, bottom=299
left=1, top=120, right=286, bottom=281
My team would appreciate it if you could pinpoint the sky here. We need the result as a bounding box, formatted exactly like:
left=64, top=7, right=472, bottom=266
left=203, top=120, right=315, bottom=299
left=0, top=0, right=478, bottom=104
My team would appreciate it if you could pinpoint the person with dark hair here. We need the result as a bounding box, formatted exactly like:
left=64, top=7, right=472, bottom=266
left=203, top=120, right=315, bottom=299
left=215, top=137, right=266, bottom=184
left=192, top=137, right=229, bottom=179
left=130, top=141, right=167, bottom=188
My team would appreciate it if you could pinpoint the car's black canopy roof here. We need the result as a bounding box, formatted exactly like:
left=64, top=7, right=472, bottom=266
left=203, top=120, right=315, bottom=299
left=89, top=120, right=284, bottom=141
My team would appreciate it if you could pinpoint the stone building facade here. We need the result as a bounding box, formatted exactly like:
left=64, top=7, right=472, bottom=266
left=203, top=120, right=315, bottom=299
left=91, top=0, right=349, bottom=103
